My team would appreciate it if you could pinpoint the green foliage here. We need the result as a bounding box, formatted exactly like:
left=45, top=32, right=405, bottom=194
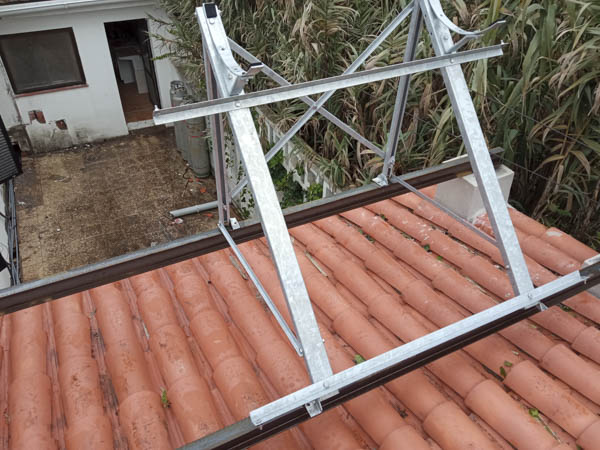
left=354, top=354, right=366, bottom=364
left=306, top=183, right=324, bottom=201
left=268, top=150, right=305, bottom=208
left=161, top=388, right=170, bottom=408
left=529, top=407, right=558, bottom=437
left=155, top=0, right=600, bottom=246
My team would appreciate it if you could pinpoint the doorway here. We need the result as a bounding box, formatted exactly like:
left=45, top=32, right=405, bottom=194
left=105, top=19, right=160, bottom=126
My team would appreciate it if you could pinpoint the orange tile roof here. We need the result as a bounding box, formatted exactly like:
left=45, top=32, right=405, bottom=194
left=2, top=190, right=599, bottom=449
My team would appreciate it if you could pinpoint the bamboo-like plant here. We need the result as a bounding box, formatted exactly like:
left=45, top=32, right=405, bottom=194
left=155, top=0, right=600, bottom=248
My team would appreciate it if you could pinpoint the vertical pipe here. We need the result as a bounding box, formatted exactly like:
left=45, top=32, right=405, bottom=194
left=203, top=48, right=231, bottom=225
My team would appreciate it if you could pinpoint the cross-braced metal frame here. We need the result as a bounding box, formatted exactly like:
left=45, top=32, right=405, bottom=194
left=0, top=2, right=597, bottom=449
left=147, top=2, right=600, bottom=448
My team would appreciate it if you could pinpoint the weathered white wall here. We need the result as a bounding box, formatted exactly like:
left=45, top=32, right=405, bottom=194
left=0, top=3, right=179, bottom=151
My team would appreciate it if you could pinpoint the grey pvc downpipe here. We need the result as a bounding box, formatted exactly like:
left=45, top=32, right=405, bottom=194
left=170, top=201, right=218, bottom=218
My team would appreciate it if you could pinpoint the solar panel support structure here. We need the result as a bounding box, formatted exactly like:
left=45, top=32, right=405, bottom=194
left=149, top=0, right=540, bottom=425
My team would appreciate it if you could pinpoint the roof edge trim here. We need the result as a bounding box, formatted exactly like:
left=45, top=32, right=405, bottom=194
left=0, top=0, right=155, bottom=17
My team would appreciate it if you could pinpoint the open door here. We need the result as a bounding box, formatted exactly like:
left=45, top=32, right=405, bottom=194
left=105, top=19, right=160, bottom=128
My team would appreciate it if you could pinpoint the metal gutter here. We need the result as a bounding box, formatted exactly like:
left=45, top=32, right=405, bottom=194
left=0, top=149, right=502, bottom=315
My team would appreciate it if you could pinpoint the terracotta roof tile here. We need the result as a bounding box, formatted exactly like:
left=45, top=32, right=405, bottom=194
left=2, top=189, right=600, bottom=449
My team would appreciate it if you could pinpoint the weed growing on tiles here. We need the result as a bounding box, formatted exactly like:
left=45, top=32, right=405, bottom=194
left=161, top=388, right=171, bottom=408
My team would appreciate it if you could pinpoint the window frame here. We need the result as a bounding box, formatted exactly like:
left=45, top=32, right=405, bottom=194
left=0, top=27, right=86, bottom=95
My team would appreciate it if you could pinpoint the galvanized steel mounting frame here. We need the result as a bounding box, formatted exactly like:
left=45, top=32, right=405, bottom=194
left=0, top=1, right=595, bottom=448
left=151, top=0, right=572, bottom=434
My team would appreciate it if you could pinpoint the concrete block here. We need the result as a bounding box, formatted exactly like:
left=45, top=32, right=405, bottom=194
left=434, top=164, right=514, bottom=222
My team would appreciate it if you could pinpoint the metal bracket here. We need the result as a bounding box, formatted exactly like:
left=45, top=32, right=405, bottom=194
left=304, top=400, right=323, bottom=418
left=372, top=173, right=389, bottom=187
left=230, top=62, right=264, bottom=95
left=427, top=0, right=506, bottom=38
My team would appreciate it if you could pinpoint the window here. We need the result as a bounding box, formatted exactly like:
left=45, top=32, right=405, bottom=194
left=0, top=28, right=85, bottom=95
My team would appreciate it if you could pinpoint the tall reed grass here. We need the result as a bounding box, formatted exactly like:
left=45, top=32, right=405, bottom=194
left=155, top=0, right=600, bottom=247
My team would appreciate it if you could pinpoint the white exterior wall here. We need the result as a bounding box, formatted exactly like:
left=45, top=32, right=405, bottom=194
left=0, top=1, right=179, bottom=151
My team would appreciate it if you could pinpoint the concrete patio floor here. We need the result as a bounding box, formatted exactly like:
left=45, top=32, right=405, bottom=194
left=15, top=126, right=219, bottom=282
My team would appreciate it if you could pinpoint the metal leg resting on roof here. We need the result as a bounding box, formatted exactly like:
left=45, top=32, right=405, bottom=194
left=197, top=4, right=333, bottom=398
left=395, top=176, right=497, bottom=246
left=419, top=0, right=533, bottom=295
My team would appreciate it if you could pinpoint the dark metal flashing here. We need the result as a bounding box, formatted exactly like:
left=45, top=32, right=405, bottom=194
left=0, top=149, right=502, bottom=314
left=0, top=0, right=54, bottom=4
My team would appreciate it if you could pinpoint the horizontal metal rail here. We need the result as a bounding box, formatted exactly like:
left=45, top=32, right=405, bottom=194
left=0, top=150, right=501, bottom=315
left=182, top=260, right=600, bottom=449
left=154, top=45, right=503, bottom=124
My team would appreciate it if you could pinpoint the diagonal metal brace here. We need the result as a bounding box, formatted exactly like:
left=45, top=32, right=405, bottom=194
left=218, top=223, right=303, bottom=357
